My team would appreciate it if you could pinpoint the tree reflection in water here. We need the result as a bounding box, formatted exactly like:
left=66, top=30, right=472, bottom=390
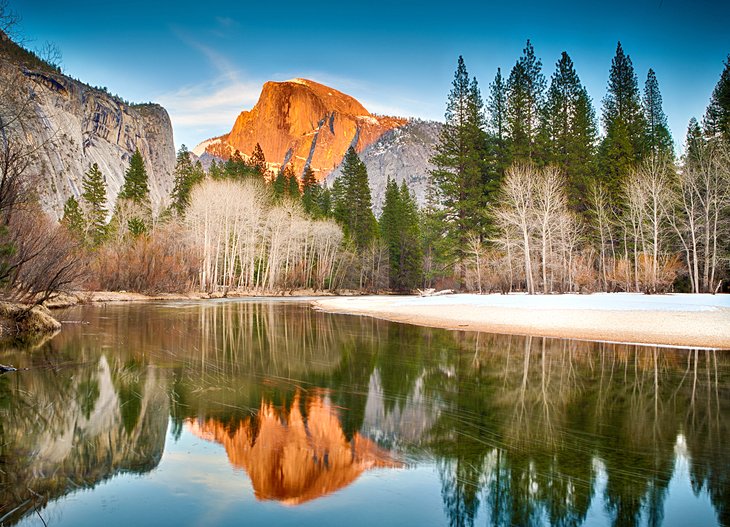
left=0, top=300, right=726, bottom=527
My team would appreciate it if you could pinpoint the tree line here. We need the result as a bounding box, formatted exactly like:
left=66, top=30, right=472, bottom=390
left=426, top=41, right=730, bottom=294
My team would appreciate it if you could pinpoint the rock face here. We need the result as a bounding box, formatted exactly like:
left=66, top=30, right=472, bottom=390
left=327, top=119, right=442, bottom=214
left=194, top=78, right=406, bottom=181
left=0, top=33, right=175, bottom=217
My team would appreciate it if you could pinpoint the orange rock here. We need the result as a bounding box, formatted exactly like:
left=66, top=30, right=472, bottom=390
left=199, top=79, right=406, bottom=182
left=187, top=392, right=402, bottom=505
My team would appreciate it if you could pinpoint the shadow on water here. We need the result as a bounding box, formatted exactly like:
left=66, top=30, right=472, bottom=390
left=0, top=300, right=727, bottom=526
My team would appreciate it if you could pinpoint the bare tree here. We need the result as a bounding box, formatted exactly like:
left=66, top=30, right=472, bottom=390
left=495, top=164, right=536, bottom=294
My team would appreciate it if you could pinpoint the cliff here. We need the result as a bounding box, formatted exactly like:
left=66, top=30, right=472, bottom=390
left=194, top=78, right=406, bottom=181
left=327, top=119, right=441, bottom=214
left=0, top=32, right=175, bottom=217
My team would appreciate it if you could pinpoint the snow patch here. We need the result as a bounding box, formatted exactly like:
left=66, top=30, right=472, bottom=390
left=192, top=138, right=221, bottom=156
left=386, top=293, right=730, bottom=312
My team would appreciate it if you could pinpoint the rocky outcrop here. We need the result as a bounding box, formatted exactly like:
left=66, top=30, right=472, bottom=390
left=0, top=34, right=175, bottom=217
left=327, top=119, right=441, bottom=214
left=194, top=78, right=406, bottom=181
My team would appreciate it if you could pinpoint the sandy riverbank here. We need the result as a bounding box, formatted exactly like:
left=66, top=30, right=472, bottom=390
left=312, top=293, right=730, bottom=349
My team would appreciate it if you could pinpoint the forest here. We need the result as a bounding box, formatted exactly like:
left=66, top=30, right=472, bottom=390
left=1, top=37, right=729, bottom=301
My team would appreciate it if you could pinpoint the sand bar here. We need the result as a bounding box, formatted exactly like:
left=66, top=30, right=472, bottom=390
left=312, top=293, right=730, bottom=349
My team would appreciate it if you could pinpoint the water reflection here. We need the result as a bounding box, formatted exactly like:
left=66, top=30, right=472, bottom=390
left=0, top=300, right=727, bottom=527
left=188, top=391, right=401, bottom=505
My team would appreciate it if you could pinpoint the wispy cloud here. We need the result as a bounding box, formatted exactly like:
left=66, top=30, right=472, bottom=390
left=157, top=29, right=262, bottom=145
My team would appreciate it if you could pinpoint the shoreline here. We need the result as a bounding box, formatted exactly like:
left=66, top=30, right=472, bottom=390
left=312, top=293, right=730, bottom=349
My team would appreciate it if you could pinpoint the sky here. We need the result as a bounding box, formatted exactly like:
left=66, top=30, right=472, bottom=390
left=9, top=0, right=730, bottom=152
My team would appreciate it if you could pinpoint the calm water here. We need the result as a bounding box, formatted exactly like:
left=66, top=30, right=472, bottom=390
left=0, top=299, right=728, bottom=527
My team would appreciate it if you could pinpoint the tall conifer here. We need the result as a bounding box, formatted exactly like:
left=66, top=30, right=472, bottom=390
left=506, top=40, right=546, bottom=162
left=81, top=163, right=108, bottom=247
left=643, top=69, right=674, bottom=160
left=703, top=55, right=730, bottom=140
left=332, top=147, right=377, bottom=251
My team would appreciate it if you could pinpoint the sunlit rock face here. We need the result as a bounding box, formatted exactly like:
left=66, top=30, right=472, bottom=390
left=188, top=392, right=402, bottom=505
left=195, top=78, right=407, bottom=181
left=0, top=34, right=175, bottom=218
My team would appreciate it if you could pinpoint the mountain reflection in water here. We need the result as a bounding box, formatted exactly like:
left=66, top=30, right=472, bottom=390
left=188, top=391, right=402, bottom=505
left=0, top=299, right=727, bottom=527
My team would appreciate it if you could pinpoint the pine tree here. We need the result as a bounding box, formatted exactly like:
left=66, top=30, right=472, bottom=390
left=703, top=55, right=730, bottom=140
left=643, top=69, right=674, bottom=160
left=600, top=42, right=647, bottom=202
left=224, top=150, right=246, bottom=179
left=118, top=148, right=150, bottom=205
left=81, top=163, right=108, bottom=247
left=506, top=40, right=546, bottom=162
left=429, top=56, right=490, bottom=277
left=487, top=67, right=510, bottom=177
left=380, top=178, right=423, bottom=290
left=301, top=165, right=319, bottom=215
left=62, top=195, right=85, bottom=241
left=332, top=147, right=377, bottom=251
left=568, top=87, right=598, bottom=210
left=250, top=143, right=267, bottom=179
left=684, top=117, right=704, bottom=164
left=287, top=167, right=301, bottom=198
left=171, top=145, right=204, bottom=214
left=541, top=52, right=598, bottom=210
left=273, top=168, right=287, bottom=198
left=208, top=159, right=223, bottom=179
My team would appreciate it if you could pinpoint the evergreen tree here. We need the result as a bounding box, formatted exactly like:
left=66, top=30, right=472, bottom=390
left=118, top=148, right=150, bottom=205
left=332, top=147, right=377, bottom=251
left=301, top=165, right=319, bottom=215
left=224, top=150, right=247, bottom=179
left=250, top=143, right=267, bottom=179
left=171, top=145, right=204, bottom=214
left=684, top=117, right=704, bottom=164
left=487, top=67, right=510, bottom=176
left=380, top=178, right=423, bottom=290
left=317, top=185, right=332, bottom=218
left=62, top=195, right=85, bottom=241
left=599, top=42, right=647, bottom=202
left=273, top=168, right=287, bottom=198
left=541, top=52, right=598, bottom=210
left=429, top=56, right=490, bottom=278
left=506, top=40, right=546, bottom=162
left=81, top=163, right=108, bottom=247
left=287, top=166, right=301, bottom=198
left=208, top=159, right=223, bottom=179
left=643, top=69, right=674, bottom=160
left=703, top=55, right=730, bottom=140
left=568, top=87, right=598, bottom=210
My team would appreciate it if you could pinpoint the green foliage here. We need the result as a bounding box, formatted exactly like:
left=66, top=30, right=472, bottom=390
left=249, top=143, right=268, bottom=179
left=301, top=165, right=321, bottom=216
left=379, top=179, right=423, bottom=290
left=119, top=148, right=151, bottom=205
left=600, top=42, right=647, bottom=201
left=643, top=69, right=674, bottom=160
left=487, top=67, right=511, bottom=177
left=332, top=147, right=377, bottom=251
left=541, top=52, right=598, bottom=211
left=127, top=217, right=148, bottom=238
left=171, top=145, right=205, bottom=215
left=506, top=40, right=545, bottom=163
left=81, top=163, right=108, bottom=247
left=703, top=55, right=730, bottom=140
left=429, top=56, right=492, bottom=278
left=62, top=195, right=86, bottom=241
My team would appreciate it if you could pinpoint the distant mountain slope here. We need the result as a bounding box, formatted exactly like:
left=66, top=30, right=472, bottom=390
left=0, top=31, right=175, bottom=217
left=327, top=119, right=441, bottom=214
left=194, top=78, right=407, bottom=181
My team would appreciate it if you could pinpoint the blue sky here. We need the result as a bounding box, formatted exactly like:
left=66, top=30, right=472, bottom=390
left=11, top=0, right=730, bottom=151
